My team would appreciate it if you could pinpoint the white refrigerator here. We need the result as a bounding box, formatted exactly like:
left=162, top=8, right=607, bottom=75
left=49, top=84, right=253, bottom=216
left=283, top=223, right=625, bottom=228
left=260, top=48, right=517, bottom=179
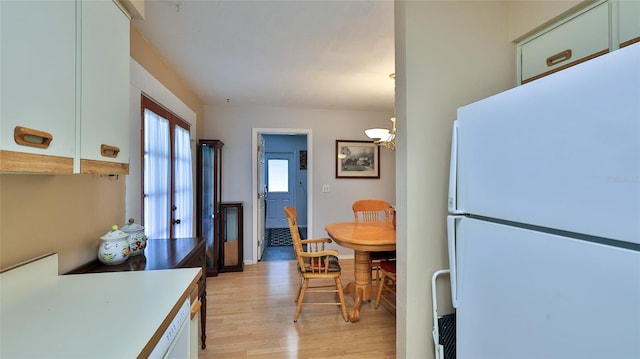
left=447, top=43, right=640, bottom=359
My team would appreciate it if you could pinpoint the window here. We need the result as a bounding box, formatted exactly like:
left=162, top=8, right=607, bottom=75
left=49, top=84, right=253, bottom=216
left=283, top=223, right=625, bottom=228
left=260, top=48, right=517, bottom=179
left=267, top=159, right=289, bottom=192
left=142, top=95, right=193, bottom=239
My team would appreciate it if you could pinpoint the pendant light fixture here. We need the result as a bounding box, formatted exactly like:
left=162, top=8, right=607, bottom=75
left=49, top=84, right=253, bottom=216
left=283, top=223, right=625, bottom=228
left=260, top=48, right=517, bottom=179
left=365, top=73, right=396, bottom=150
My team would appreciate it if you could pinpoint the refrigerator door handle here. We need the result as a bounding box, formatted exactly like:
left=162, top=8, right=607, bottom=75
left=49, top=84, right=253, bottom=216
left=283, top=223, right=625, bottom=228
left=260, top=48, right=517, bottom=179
left=447, top=215, right=463, bottom=308
left=448, top=120, right=463, bottom=214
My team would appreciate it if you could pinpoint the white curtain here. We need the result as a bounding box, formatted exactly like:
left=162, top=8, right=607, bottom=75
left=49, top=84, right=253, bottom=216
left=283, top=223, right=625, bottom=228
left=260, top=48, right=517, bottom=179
left=143, top=109, right=170, bottom=239
left=174, top=125, right=193, bottom=238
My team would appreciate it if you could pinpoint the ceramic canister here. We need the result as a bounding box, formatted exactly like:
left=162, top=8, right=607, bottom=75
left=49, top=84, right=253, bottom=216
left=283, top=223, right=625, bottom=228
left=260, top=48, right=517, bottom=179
left=121, top=220, right=147, bottom=256
left=98, top=227, right=131, bottom=265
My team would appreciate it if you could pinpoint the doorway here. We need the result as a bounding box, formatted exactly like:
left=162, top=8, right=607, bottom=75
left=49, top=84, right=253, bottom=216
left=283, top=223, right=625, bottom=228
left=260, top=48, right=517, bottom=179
left=252, top=129, right=312, bottom=263
left=141, top=95, right=193, bottom=239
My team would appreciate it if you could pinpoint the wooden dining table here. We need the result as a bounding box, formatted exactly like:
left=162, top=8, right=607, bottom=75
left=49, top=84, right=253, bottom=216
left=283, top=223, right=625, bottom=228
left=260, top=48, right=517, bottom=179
left=325, top=221, right=396, bottom=322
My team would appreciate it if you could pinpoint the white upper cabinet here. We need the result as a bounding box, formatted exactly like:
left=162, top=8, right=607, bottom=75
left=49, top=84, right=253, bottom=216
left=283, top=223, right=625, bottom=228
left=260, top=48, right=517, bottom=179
left=517, top=0, right=639, bottom=84
left=519, top=2, right=610, bottom=84
left=79, top=0, right=130, bottom=174
left=619, top=0, right=640, bottom=47
left=0, top=0, right=130, bottom=174
left=0, top=1, right=76, bottom=173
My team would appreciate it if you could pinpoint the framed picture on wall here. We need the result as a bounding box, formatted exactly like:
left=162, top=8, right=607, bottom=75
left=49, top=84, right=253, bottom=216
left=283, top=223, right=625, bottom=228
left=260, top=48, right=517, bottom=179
left=335, top=140, right=380, bottom=178
left=299, top=150, right=307, bottom=170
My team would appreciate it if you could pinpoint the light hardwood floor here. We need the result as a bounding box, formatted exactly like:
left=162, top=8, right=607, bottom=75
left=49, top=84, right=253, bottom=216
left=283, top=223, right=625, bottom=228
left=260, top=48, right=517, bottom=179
left=200, top=259, right=396, bottom=358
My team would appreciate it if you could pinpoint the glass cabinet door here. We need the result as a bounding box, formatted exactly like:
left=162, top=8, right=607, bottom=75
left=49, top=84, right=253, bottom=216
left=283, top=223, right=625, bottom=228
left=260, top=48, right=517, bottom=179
left=220, top=202, right=243, bottom=272
left=197, top=140, right=223, bottom=277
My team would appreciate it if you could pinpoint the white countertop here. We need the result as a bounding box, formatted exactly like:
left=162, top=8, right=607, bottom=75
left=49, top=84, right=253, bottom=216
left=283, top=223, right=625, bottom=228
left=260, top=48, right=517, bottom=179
left=0, top=254, right=201, bottom=358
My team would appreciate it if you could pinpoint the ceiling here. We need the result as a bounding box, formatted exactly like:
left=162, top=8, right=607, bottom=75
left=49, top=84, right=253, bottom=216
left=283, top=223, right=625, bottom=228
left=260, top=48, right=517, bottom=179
left=131, top=0, right=396, bottom=112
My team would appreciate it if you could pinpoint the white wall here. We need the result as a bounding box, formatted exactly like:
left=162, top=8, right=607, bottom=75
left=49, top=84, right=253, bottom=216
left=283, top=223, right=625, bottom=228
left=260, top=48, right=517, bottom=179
left=395, top=1, right=514, bottom=358
left=508, top=0, right=585, bottom=41
left=204, top=104, right=396, bottom=262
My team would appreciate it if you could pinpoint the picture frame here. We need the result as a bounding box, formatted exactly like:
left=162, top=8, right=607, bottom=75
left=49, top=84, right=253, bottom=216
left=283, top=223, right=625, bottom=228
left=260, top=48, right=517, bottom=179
left=299, top=150, right=307, bottom=170
left=335, top=140, right=380, bottom=178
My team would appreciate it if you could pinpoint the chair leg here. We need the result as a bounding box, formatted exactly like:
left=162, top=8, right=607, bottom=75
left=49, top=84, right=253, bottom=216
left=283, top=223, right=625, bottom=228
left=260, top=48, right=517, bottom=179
left=374, top=271, right=386, bottom=309
left=371, top=260, right=382, bottom=287
left=294, top=279, right=309, bottom=322
left=335, top=277, right=349, bottom=322
left=294, top=277, right=303, bottom=303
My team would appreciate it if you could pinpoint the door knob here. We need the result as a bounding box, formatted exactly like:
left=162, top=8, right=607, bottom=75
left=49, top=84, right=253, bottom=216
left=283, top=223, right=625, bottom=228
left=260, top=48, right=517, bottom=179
left=171, top=205, right=177, bottom=211
left=172, top=219, right=181, bottom=224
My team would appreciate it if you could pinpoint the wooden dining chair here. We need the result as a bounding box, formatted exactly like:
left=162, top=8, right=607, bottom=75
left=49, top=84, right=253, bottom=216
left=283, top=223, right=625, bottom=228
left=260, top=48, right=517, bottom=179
left=374, top=260, right=396, bottom=313
left=283, top=206, right=349, bottom=322
left=352, top=199, right=396, bottom=285
left=352, top=199, right=393, bottom=223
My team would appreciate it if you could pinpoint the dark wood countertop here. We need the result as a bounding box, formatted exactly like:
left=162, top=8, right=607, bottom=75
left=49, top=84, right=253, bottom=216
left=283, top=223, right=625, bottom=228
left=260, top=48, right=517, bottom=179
left=66, top=237, right=205, bottom=274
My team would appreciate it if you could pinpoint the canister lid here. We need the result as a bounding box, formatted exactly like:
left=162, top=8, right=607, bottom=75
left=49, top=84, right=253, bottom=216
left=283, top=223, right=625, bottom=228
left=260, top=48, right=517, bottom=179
left=100, top=225, right=129, bottom=240
left=121, top=218, right=144, bottom=232
left=122, top=222, right=144, bottom=232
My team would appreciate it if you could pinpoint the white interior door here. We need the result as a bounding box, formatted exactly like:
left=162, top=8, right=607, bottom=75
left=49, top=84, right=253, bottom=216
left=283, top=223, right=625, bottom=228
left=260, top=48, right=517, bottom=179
left=251, top=128, right=313, bottom=264
left=257, top=134, right=267, bottom=260
left=265, top=152, right=294, bottom=228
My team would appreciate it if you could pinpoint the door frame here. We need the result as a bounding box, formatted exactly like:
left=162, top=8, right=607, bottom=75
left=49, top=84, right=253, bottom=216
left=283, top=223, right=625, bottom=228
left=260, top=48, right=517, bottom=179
left=251, top=128, right=312, bottom=264
left=141, top=94, right=193, bottom=239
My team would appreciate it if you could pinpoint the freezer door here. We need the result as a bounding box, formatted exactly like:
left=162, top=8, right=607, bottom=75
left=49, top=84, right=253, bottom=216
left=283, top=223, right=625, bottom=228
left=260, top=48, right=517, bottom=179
left=455, top=217, right=640, bottom=359
left=455, top=43, right=640, bottom=244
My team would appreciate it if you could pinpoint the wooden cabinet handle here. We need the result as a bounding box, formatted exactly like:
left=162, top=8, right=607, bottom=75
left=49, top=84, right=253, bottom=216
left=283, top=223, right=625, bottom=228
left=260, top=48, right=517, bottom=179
left=13, top=126, right=53, bottom=149
left=546, top=49, right=572, bottom=66
left=100, top=144, right=120, bottom=158
left=191, top=300, right=202, bottom=319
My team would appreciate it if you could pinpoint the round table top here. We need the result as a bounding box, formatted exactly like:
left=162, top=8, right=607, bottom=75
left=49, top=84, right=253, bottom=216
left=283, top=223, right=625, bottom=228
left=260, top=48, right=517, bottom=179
left=325, top=222, right=396, bottom=252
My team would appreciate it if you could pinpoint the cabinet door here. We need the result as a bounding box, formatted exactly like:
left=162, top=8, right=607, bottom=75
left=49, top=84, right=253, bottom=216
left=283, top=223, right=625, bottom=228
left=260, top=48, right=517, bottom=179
left=219, top=202, right=244, bottom=273
left=197, top=140, right=224, bottom=277
left=520, top=2, right=610, bottom=84
left=80, top=0, right=130, bottom=174
left=0, top=1, right=76, bottom=173
left=619, top=0, right=640, bottom=47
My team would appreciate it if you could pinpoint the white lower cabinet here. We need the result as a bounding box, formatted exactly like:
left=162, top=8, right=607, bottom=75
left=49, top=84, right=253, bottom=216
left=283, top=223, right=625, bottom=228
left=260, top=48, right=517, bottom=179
left=0, top=0, right=130, bottom=175
left=0, top=0, right=76, bottom=173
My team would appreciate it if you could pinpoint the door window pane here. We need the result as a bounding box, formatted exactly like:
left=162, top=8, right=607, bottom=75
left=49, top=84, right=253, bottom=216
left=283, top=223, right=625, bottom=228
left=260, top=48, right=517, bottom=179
left=268, top=159, right=289, bottom=192
left=143, top=108, right=171, bottom=239
left=142, top=95, right=192, bottom=239
left=174, top=125, right=193, bottom=238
